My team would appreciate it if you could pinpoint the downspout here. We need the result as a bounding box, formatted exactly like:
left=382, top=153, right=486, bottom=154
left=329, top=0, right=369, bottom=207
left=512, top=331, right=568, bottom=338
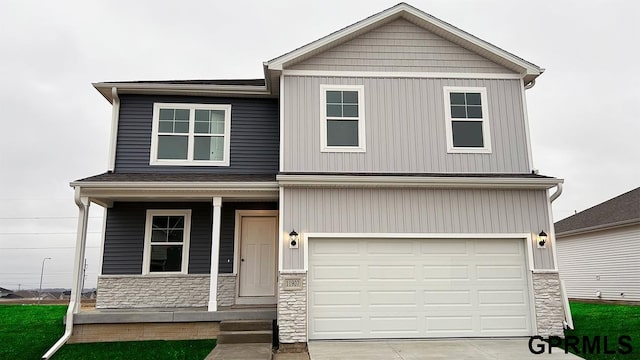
left=524, top=79, right=536, bottom=90
left=42, top=188, right=90, bottom=359
left=547, top=182, right=574, bottom=330
left=107, top=87, right=120, bottom=172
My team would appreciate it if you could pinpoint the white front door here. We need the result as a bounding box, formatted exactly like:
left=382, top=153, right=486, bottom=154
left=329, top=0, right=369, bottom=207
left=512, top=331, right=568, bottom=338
left=238, top=215, right=277, bottom=300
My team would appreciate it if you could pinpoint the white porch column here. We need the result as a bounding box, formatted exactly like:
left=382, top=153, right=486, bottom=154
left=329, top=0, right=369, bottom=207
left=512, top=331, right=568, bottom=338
left=208, top=197, right=222, bottom=311
left=71, top=188, right=90, bottom=314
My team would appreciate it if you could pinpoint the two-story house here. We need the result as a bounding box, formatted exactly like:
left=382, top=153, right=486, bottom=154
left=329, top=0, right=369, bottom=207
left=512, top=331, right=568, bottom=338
left=48, top=3, right=568, bottom=357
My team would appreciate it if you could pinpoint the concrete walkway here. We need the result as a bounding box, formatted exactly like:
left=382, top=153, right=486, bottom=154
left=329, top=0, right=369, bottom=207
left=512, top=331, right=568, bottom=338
left=308, top=339, right=584, bottom=359
left=205, top=343, right=273, bottom=360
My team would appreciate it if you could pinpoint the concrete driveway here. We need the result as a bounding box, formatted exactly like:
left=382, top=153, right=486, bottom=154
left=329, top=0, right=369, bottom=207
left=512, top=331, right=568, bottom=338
left=308, top=339, right=584, bottom=359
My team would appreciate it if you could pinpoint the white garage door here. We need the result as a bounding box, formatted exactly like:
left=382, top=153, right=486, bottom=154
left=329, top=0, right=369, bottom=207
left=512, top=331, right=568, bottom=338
left=308, top=238, right=533, bottom=339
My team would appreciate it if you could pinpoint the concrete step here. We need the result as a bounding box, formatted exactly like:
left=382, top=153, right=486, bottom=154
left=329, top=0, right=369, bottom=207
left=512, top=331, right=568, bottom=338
left=220, top=319, right=273, bottom=332
left=217, top=330, right=272, bottom=344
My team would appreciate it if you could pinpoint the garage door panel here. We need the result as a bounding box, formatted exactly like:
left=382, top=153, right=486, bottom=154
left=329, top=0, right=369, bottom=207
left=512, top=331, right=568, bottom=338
left=308, top=238, right=532, bottom=339
left=310, top=265, right=360, bottom=280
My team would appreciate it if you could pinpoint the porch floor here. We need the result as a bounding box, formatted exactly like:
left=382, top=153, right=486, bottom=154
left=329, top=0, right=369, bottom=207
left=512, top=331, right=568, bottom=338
left=73, top=306, right=276, bottom=324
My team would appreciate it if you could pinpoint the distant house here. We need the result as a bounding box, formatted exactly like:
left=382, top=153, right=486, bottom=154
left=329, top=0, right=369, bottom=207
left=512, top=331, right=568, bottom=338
left=556, top=187, right=640, bottom=301
left=0, top=287, right=14, bottom=298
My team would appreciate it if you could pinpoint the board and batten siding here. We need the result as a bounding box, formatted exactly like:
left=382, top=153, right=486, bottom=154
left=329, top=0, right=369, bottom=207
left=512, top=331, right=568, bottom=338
left=283, top=76, right=529, bottom=173
left=557, top=224, right=640, bottom=301
left=115, top=94, right=278, bottom=173
left=282, top=188, right=552, bottom=270
left=289, top=18, right=514, bottom=74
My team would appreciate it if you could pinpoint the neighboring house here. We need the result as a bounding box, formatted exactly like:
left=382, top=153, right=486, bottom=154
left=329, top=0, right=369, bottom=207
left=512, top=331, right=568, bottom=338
left=63, top=2, right=567, bottom=352
left=0, top=287, right=13, bottom=298
left=556, top=187, right=640, bottom=302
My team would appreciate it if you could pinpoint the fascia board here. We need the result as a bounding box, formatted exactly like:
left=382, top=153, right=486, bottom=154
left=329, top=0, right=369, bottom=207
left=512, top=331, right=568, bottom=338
left=556, top=219, right=640, bottom=238
left=276, top=174, right=562, bottom=189
left=93, top=83, right=272, bottom=103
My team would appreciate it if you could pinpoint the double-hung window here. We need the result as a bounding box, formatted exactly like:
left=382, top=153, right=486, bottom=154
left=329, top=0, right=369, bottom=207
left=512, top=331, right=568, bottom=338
left=320, top=84, right=366, bottom=152
left=443, top=87, right=491, bottom=153
left=151, top=103, right=231, bottom=166
left=143, top=210, right=191, bottom=274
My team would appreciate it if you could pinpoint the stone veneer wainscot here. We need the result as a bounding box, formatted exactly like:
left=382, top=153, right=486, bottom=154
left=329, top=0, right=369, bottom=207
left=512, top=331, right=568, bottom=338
left=532, top=272, right=565, bottom=336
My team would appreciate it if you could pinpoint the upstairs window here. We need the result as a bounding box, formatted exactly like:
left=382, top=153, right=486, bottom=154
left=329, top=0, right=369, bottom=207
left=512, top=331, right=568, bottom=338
left=143, top=210, right=191, bottom=274
left=443, top=87, right=491, bottom=153
left=151, top=103, right=231, bottom=166
left=320, top=85, right=366, bottom=152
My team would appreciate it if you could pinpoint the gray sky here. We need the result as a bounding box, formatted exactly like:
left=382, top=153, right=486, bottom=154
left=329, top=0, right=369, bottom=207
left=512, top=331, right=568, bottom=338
left=1, top=0, right=638, bottom=289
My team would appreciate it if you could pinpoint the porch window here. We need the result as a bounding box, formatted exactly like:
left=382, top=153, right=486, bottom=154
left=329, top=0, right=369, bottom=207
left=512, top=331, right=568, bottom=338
left=443, top=87, right=492, bottom=153
left=143, top=210, right=191, bottom=274
left=150, top=103, right=231, bottom=166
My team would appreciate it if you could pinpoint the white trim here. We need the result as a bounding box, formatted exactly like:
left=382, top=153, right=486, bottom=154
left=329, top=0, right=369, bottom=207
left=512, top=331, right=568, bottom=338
left=532, top=269, right=560, bottom=274
left=93, top=83, right=271, bottom=102
left=267, top=3, right=542, bottom=75
left=443, top=86, right=492, bottom=153
left=97, top=209, right=107, bottom=276
left=277, top=174, right=562, bottom=189
left=279, top=75, right=285, bottom=171
left=283, top=69, right=523, bottom=80
left=208, top=197, right=222, bottom=311
left=150, top=103, right=232, bottom=166
left=278, top=186, right=284, bottom=272
left=234, top=210, right=279, bottom=305
left=520, top=79, right=535, bottom=171
left=320, top=84, right=366, bottom=152
left=142, top=209, right=192, bottom=275
left=71, top=181, right=278, bottom=189
left=107, top=87, right=120, bottom=172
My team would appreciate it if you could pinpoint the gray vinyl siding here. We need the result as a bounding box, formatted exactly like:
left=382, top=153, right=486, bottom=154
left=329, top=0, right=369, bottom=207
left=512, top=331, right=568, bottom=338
left=219, top=201, right=278, bottom=273
left=102, top=202, right=212, bottom=275
left=114, top=95, right=278, bottom=173
left=101, top=201, right=278, bottom=275
left=289, top=19, right=514, bottom=74
left=557, top=224, right=640, bottom=301
left=283, top=76, right=529, bottom=173
left=283, top=188, right=552, bottom=270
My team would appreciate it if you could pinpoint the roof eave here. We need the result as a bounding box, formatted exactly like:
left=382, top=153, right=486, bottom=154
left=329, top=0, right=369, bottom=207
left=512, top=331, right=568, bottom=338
left=93, top=82, right=274, bottom=103
left=556, top=219, right=640, bottom=238
left=266, top=3, right=543, bottom=76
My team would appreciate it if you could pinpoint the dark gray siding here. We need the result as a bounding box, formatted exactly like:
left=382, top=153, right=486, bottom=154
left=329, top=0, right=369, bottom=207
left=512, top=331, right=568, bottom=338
left=102, top=202, right=212, bottom=275
left=219, top=202, right=279, bottom=273
left=102, top=201, right=278, bottom=275
left=114, top=95, right=279, bottom=173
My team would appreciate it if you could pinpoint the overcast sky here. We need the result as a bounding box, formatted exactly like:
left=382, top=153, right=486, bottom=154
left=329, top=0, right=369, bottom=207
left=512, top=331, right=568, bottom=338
left=0, top=0, right=638, bottom=290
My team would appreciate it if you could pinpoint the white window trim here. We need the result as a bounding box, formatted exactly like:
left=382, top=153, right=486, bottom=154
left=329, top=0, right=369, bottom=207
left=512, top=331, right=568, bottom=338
left=142, top=209, right=192, bottom=275
left=150, top=103, right=232, bottom=166
left=320, top=84, right=366, bottom=153
left=443, top=86, right=492, bottom=154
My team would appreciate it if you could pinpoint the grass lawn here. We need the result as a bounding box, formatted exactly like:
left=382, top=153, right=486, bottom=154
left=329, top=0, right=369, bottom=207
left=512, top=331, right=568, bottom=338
left=0, top=304, right=215, bottom=360
left=564, top=301, right=640, bottom=360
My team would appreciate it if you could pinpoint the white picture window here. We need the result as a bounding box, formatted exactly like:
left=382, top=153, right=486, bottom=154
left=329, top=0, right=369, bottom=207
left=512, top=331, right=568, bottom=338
left=143, top=210, right=191, bottom=274
left=151, top=103, right=231, bottom=166
left=443, top=87, right=491, bottom=153
left=320, top=84, right=366, bottom=152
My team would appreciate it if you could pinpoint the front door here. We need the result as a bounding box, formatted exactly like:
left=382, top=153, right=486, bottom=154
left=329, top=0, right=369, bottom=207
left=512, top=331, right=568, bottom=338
left=238, top=214, right=277, bottom=302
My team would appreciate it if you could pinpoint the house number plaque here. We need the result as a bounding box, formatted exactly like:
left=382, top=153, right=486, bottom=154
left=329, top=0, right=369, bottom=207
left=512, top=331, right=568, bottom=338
left=283, top=277, right=303, bottom=290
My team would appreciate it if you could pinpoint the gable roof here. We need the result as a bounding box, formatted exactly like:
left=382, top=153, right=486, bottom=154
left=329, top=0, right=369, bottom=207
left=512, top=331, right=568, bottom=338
left=266, top=3, right=543, bottom=84
left=555, top=187, right=640, bottom=236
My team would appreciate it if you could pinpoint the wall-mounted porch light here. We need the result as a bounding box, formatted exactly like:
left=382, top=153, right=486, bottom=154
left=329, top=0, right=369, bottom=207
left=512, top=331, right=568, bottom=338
left=537, top=230, right=548, bottom=248
left=289, top=230, right=299, bottom=249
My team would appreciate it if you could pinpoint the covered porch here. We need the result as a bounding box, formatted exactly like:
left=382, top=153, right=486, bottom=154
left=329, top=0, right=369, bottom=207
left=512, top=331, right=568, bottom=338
left=63, top=172, right=280, bottom=341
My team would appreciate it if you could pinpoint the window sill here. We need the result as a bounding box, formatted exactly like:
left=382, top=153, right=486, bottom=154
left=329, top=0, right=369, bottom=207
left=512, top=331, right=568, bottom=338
left=321, top=146, right=366, bottom=153
left=150, top=160, right=230, bottom=167
left=447, top=147, right=492, bottom=154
